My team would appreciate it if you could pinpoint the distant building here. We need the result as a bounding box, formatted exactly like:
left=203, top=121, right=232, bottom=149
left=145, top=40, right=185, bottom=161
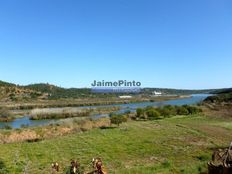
left=119, top=95, right=132, bottom=99
left=152, top=91, right=162, bottom=96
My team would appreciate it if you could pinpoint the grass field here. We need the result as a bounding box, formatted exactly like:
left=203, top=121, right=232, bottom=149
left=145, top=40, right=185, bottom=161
left=0, top=115, right=232, bottom=174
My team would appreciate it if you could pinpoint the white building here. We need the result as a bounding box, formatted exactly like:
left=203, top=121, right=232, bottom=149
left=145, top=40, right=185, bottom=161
left=119, top=95, right=132, bottom=99
left=152, top=91, right=162, bottom=96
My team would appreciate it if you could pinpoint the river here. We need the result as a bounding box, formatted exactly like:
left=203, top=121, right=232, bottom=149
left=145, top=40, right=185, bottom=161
left=0, top=94, right=210, bottom=129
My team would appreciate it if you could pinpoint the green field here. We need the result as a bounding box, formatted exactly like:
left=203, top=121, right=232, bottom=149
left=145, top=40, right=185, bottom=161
left=0, top=115, right=232, bottom=174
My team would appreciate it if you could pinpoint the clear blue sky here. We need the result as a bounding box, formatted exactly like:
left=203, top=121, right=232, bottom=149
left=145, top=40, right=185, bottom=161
left=0, top=0, right=231, bottom=89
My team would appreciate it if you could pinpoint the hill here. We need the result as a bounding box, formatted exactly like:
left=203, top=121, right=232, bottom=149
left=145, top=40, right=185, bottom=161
left=0, top=80, right=225, bottom=101
left=24, top=84, right=217, bottom=99
left=142, top=88, right=214, bottom=95
left=24, top=83, right=109, bottom=99
left=209, top=88, right=232, bottom=94
left=204, top=88, right=232, bottom=103
left=203, top=88, right=232, bottom=118
left=0, top=80, right=16, bottom=87
left=0, top=81, right=44, bottom=102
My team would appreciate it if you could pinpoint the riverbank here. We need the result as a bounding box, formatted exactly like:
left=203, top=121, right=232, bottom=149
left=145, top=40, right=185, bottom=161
left=0, top=94, right=207, bottom=128
left=1, top=95, right=187, bottom=111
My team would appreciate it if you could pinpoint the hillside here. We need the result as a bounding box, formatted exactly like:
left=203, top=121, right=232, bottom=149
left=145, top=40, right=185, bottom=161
left=0, top=81, right=44, bottom=102
left=208, top=88, right=232, bottom=95
left=0, top=80, right=223, bottom=101
left=203, top=88, right=232, bottom=118
left=24, top=83, right=111, bottom=99
left=0, top=80, right=16, bottom=87
left=204, top=88, right=232, bottom=103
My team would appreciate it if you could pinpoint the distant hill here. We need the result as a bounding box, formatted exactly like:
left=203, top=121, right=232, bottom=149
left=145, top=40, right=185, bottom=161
left=0, top=80, right=16, bottom=87
left=142, top=88, right=215, bottom=95
left=24, top=83, right=62, bottom=93
left=24, top=85, right=216, bottom=99
left=24, top=83, right=93, bottom=99
left=0, top=81, right=43, bottom=102
left=209, top=88, right=232, bottom=94
left=0, top=80, right=227, bottom=101
left=204, top=88, right=232, bottom=103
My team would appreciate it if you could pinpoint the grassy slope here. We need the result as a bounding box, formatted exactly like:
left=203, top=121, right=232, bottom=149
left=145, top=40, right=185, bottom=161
left=0, top=115, right=232, bottom=174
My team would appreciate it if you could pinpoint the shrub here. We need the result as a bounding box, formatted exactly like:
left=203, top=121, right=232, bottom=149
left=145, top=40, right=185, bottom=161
left=145, top=109, right=161, bottom=120
left=124, top=110, right=131, bottom=115
left=136, top=108, right=144, bottom=118
left=158, top=105, right=177, bottom=117
left=176, top=106, right=189, bottom=115
left=160, top=108, right=172, bottom=117
left=3, top=125, right=12, bottom=130
left=164, top=105, right=177, bottom=115
left=0, top=160, right=9, bottom=174
left=182, top=105, right=202, bottom=115
left=0, top=107, right=10, bottom=119
left=110, top=114, right=127, bottom=126
left=145, top=106, right=153, bottom=110
left=135, top=105, right=201, bottom=121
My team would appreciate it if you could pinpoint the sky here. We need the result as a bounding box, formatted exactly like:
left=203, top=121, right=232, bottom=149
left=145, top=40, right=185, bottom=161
left=0, top=0, right=231, bottom=89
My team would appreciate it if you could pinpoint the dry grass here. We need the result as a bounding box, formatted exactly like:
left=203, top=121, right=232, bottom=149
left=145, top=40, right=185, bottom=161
left=29, top=106, right=120, bottom=120
left=0, top=117, right=111, bottom=144
left=202, top=104, right=232, bottom=119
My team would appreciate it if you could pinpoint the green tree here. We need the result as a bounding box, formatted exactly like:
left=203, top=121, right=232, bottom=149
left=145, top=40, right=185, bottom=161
left=110, top=114, right=127, bottom=126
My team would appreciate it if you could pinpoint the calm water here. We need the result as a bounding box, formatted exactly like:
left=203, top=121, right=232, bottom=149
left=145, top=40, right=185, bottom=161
left=0, top=94, right=210, bottom=129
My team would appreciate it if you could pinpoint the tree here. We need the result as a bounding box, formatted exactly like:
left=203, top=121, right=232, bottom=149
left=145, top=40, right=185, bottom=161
left=110, top=114, right=127, bottom=127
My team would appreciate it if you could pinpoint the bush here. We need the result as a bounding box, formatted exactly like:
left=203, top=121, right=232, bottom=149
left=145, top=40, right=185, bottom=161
left=136, top=108, right=144, bottom=118
left=110, top=114, right=127, bottom=126
left=124, top=110, right=131, bottom=115
left=3, top=124, right=12, bottom=130
left=176, top=106, right=189, bottom=115
left=0, top=160, right=9, bottom=174
left=183, top=105, right=202, bottom=115
left=160, top=108, right=172, bottom=117
left=135, top=105, right=201, bottom=121
left=165, top=105, right=177, bottom=115
left=159, top=105, right=177, bottom=117
left=145, top=109, right=161, bottom=120
left=0, top=107, right=10, bottom=119
left=145, top=106, right=153, bottom=110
